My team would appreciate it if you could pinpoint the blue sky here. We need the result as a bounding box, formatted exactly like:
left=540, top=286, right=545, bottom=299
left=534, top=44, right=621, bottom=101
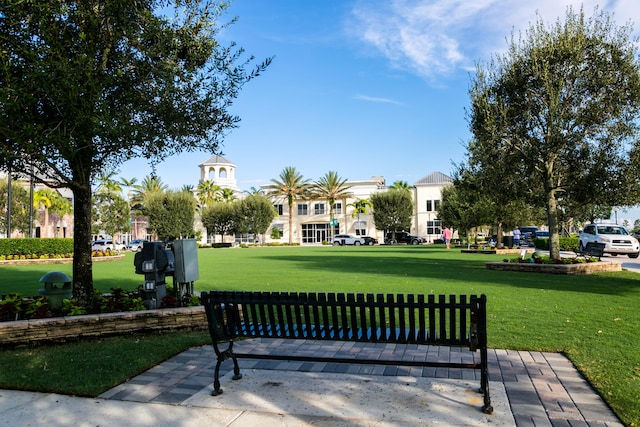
left=117, top=0, right=640, bottom=220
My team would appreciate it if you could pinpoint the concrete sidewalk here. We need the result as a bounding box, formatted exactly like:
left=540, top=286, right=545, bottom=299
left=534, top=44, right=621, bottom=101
left=0, top=339, right=624, bottom=426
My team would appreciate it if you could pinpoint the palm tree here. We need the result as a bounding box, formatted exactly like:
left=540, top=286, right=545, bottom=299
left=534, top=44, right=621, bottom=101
left=130, top=175, right=168, bottom=214
left=118, top=177, right=139, bottom=200
left=180, top=184, right=195, bottom=194
left=312, top=171, right=352, bottom=240
left=35, top=189, right=73, bottom=237
left=196, top=180, right=222, bottom=208
left=266, top=166, right=310, bottom=244
left=245, top=186, right=264, bottom=196
left=389, top=180, right=411, bottom=192
left=49, top=194, right=73, bottom=237
left=220, top=188, right=236, bottom=203
left=34, top=188, right=55, bottom=237
left=95, top=171, right=122, bottom=195
left=348, top=198, right=374, bottom=236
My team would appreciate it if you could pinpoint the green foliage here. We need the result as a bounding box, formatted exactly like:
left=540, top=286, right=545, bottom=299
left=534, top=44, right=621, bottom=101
left=61, top=299, right=88, bottom=316
left=196, top=180, right=222, bottom=208
left=266, top=167, right=311, bottom=244
left=0, top=180, right=31, bottom=235
left=233, top=194, right=277, bottom=236
left=0, top=293, right=24, bottom=320
left=92, top=192, right=130, bottom=238
left=0, top=0, right=270, bottom=304
left=23, top=296, right=51, bottom=319
left=146, top=190, right=197, bottom=241
left=311, top=171, right=353, bottom=237
left=468, top=6, right=640, bottom=259
left=370, top=190, right=413, bottom=232
left=270, top=227, right=282, bottom=240
left=534, top=236, right=578, bottom=251
left=0, top=238, right=74, bottom=256
left=200, top=202, right=236, bottom=242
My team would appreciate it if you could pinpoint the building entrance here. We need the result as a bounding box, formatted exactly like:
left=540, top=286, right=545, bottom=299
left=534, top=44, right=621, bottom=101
left=302, top=223, right=331, bottom=244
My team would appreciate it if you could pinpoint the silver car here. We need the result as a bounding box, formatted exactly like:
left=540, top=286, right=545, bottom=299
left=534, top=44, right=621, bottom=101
left=332, top=234, right=365, bottom=246
left=126, top=239, right=148, bottom=251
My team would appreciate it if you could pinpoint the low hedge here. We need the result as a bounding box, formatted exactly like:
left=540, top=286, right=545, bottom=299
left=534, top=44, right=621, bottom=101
left=0, top=238, right=74, bottom=256
left=533, top=236, right=578, bottom=251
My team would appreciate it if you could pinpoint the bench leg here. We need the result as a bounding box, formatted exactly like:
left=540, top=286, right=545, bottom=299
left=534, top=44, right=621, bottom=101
left=481, top=373, right=493, bottom=414
left=211, top=349, right=243, bottom=396
left=480, top=348, right=493, bottom=414
left=212, top=358, right=224, bottom=396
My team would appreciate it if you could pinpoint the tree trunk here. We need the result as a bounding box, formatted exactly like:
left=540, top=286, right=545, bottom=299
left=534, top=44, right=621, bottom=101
left=545, top=180, right=561, bottom=260
left=288, top=202, right=293, bottom=245
left=72, top=184, right=94, bottom=306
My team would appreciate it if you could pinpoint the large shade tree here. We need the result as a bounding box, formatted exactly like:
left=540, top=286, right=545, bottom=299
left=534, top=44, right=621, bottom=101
left=233, top=194, right=277, bottom=241
left=266, top=166, right=310, bottom=244
left=200, top=201, right=236, bottom=243
left=0, top=0, right=270, bottom=304
left=370, top=190, right=413, bottom=236
left=469, top=7, right=640, bottom=259
left=146, top=190, right=197, bottom=241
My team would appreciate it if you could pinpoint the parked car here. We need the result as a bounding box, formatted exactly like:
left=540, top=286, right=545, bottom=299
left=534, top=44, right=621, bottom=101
left=579, top=224, right=640, bottom=258
left=532, top=230, right=549, bottom=239
left=518, top=226, right=539, bottom=246
left=361, top=236, right=378, bottom=246
left=384, top=232, right=424, bottom=245
left=126, top=239, right=148, bottom=251
left=91, top=239, right=126, bottom=252
left=332, top=234, right=365, bottom=246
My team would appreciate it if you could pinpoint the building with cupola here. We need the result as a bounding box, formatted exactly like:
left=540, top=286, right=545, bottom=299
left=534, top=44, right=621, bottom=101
left=196, top=156, right=453, bottom=245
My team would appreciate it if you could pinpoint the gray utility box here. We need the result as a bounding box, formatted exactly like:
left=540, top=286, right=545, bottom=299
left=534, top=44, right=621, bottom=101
left=173, top=239, right=200, bottom=283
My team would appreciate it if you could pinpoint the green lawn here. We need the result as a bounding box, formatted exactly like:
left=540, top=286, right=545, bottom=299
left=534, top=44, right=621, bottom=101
left=1, top=245, right=639, bottom=425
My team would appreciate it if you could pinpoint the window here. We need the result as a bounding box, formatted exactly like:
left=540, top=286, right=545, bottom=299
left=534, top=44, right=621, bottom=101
left=426, top=200, right=433, bottom=212
left=333, top=202, right=342, bottom=215
left=354, top=221, right=367, bottom=236
left=427, top=220, right=442, bottom=236
left=434, top=200, right=441, bottom=212
left=297, top=204, right=308, bottom=216
left=274, top=204, right=283, bottom=216
left=314, top=203, right=325, bottom=215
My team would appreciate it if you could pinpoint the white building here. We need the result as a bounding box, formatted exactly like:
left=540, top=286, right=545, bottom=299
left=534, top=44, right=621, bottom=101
left=413, top=171, right=453, bottom=243
left=199, top=156, right=453, bottom=245
left=198, top=155, right=242, bottom=197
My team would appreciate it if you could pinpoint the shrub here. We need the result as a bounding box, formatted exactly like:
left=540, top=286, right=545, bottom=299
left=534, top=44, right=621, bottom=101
left=533, top=236, right=579, bottom=251
left=0, top=238, right=74, bottom=257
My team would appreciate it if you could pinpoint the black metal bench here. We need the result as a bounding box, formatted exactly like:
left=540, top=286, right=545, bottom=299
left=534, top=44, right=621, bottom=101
left=201, top=290, right=493, bottom=414
left=578, top=242, right=606, bottom=260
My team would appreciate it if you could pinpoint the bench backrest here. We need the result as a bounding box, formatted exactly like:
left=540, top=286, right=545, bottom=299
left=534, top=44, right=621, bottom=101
left=202, top=291, right=487, bottom=349
left=584, top=241, right=605, bottom=257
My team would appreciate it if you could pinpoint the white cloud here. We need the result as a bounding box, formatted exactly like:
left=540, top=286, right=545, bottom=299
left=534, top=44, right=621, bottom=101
left=349, top=0, right=640, bottom=80
left=354, top=94, right=404, bottom=105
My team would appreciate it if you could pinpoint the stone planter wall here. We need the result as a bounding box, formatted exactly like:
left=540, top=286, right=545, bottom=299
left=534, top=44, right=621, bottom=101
left=0, top=306, right=206, bottom=346
left=486, top=261, right=621, bottom=275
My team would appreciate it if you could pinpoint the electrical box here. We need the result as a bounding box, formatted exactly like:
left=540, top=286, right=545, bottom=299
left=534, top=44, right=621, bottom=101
left=133, top=241, right=174, bottom=309
left=173, top=238, right=199, bottom=283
